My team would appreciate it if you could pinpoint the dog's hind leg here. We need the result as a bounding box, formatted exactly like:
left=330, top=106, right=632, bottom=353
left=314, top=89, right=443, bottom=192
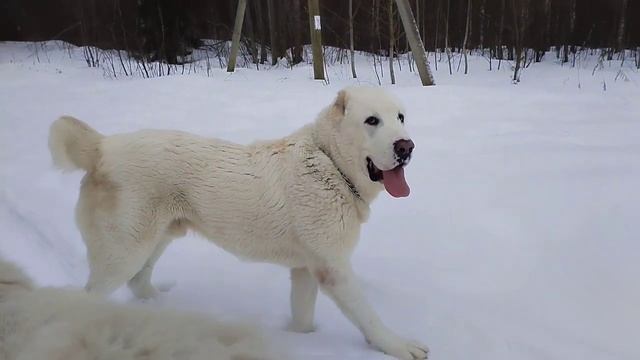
left=126, top=238, right=170, bottom=299
left=83, top=220, right=161, bottom=297
left=288, top=267, right=318, bottom=333
left=128, top=220, right=187, bottom=299
left=84, top=238, right=158, bottom=296
left=77, top=181, right=166, bottom=296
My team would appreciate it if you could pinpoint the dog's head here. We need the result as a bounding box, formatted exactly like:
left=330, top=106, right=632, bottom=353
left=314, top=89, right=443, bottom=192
left=327, top=87, right=414, bottom=198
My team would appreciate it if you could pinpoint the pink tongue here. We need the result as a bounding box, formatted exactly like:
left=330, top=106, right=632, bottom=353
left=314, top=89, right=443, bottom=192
left=382, top=167, right=410, bottom=198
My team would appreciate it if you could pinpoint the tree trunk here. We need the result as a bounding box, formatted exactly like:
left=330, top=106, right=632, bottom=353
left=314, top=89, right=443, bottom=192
left=267, top=0, right=279, bottom=65
left=479, top=0, right=485, bottom=54
left=497, top=0, right=505, bottom=59
left=617, top=0, right=628, bottom=52
left=307, top=0, right=324, bottom=80
left=462, top=0, right=472, bottom=74
left=389, top=0, right=396, bottom=84
left=544, top=0, right=552, bottom=56
left=394, top=0, right=435, bottom=85
left=253, top=0, right=268, bottom=64
left=511, top=0, right=528, bottom=82
left=370, top=0, right=377, bottom=52
left=376, top=0, right=383, bottom=73
left=277, top=1, right=291, bottom=65
left=433, top=0, right=440, bottom=71
left=243, top=1, right=258, bottom=65
left=291, top=0, right=304, bottom=64
left=445, top=0, right=452, bottom=74
left=564, top=0, right=576, bottom=63
left=511, top=0, right=520, bottom=82
left=227, top=0, right=247, bottom=72
left=349, top=0, right=357, bottom=78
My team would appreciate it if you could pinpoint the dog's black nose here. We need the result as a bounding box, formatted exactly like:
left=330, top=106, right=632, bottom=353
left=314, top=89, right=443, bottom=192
left=394, top=139, right=414, bottom=159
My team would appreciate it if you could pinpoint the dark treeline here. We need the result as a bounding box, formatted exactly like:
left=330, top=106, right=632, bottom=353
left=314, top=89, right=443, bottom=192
left=1, top=0, right=638, bottom=65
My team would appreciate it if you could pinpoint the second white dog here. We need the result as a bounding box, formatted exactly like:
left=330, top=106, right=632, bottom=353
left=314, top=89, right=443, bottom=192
left=0, top=257, right=279, bottom=360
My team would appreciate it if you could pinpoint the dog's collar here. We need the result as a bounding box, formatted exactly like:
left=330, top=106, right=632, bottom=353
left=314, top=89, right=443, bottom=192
left=318, top=147, right=361, bottom=200
left=338, top=166, right=361, bottom=200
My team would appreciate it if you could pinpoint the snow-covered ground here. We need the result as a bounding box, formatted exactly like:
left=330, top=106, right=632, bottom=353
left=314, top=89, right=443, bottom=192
left=1, top=41, right=639, bottom=360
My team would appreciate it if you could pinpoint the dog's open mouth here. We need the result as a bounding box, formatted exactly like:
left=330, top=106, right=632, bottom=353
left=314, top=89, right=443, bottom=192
left=367, top=157, right=410, bottom=198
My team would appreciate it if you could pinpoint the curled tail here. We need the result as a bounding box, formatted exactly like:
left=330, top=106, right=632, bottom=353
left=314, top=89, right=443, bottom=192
left=0, top=258, right=33, bottom=300
left=49, top=116, right=104, bottom=172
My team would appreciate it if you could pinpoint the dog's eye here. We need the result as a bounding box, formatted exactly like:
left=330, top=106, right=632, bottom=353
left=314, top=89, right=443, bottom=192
left=364, top=116, right=380, bottom=126
left=398, top=113, right=405, bottom=124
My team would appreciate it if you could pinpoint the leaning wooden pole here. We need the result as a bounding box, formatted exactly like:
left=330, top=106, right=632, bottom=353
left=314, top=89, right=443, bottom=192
left=227, top=0, right=248, bottom=72
left=308, top=0, right=325, bottom=80
left=394, top=0, right=435, bottom=85
left=349, top=0, right=357, bottom=78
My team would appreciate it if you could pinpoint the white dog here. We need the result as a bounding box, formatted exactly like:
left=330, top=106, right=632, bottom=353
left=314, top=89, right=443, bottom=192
left=0, top=257, right=280, bottom=360
left=48, top=86, right=428, bottom=359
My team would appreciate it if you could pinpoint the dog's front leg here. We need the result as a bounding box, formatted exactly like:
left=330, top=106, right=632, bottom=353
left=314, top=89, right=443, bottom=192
left=308, top=260, right=429, bottom=360
left=289, top=267, right=318, bottom=332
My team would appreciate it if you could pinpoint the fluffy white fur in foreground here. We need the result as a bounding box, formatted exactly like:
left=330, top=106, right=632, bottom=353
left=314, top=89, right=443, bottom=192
left=0, top=258, right=281, bottom=360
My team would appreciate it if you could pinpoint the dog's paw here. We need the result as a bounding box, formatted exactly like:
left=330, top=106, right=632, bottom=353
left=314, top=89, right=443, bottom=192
left=286, top=321, right=316, bottom=333
left=132, top=285, right=160, bottom=300
left=157, top=280, right=176, bottom=292
left=371, top=336, right=429, bottom=360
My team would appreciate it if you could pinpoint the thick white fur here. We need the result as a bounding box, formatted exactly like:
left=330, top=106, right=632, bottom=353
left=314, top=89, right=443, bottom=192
left=0, top=258, right=280, bottom=360
left=48, top=86, right=428, bottom=359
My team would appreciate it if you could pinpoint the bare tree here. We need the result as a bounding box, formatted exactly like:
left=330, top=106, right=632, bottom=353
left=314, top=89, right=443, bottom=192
left=290, top=0, right=304, bottom=64
left=243, top=2, right=258, bottom=65
left=461, top=0, right=472, bottom=74
left=267, top=0, right=279, bottom=65
left=433, top=0, right=441, bottom=71
left=497, top=0, right=505, bottom=69
left=227, top=0, right=247, bottom=72
left=512, top=0, right=522, bottom=81
left=512, top=0, right=529, bottom=82
left=563, top=0, right=576, bottom=63
left=388, top=0, right=396, bottom=84
left=370, top=0, right=377, bottom=52
left=253, top=0, right=268, bottom=64
left=617, top=0, right=628, bottom=52
left=536, top=0, right=552, bottom=62
left=479, top=0, right=485, bottom=54
left=444, top=0, right=453, bottom=74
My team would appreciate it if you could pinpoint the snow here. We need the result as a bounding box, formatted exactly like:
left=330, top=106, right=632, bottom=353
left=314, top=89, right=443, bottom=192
left=1, top=41, right=639, bottom=360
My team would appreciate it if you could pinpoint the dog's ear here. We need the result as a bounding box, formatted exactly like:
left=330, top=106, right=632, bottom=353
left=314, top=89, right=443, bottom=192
left=333, top=90, right=348, bottom=115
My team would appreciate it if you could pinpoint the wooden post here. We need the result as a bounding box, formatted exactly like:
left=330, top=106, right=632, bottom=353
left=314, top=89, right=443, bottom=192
left=227, top=0, right=248, bottom=72
left=308, top=0, right=324, bottom=80
left=394, top=0, right=435, bottom=85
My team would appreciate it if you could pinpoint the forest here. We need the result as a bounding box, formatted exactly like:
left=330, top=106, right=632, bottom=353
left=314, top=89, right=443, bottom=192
left=1, top=0, right=638, bottom=73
